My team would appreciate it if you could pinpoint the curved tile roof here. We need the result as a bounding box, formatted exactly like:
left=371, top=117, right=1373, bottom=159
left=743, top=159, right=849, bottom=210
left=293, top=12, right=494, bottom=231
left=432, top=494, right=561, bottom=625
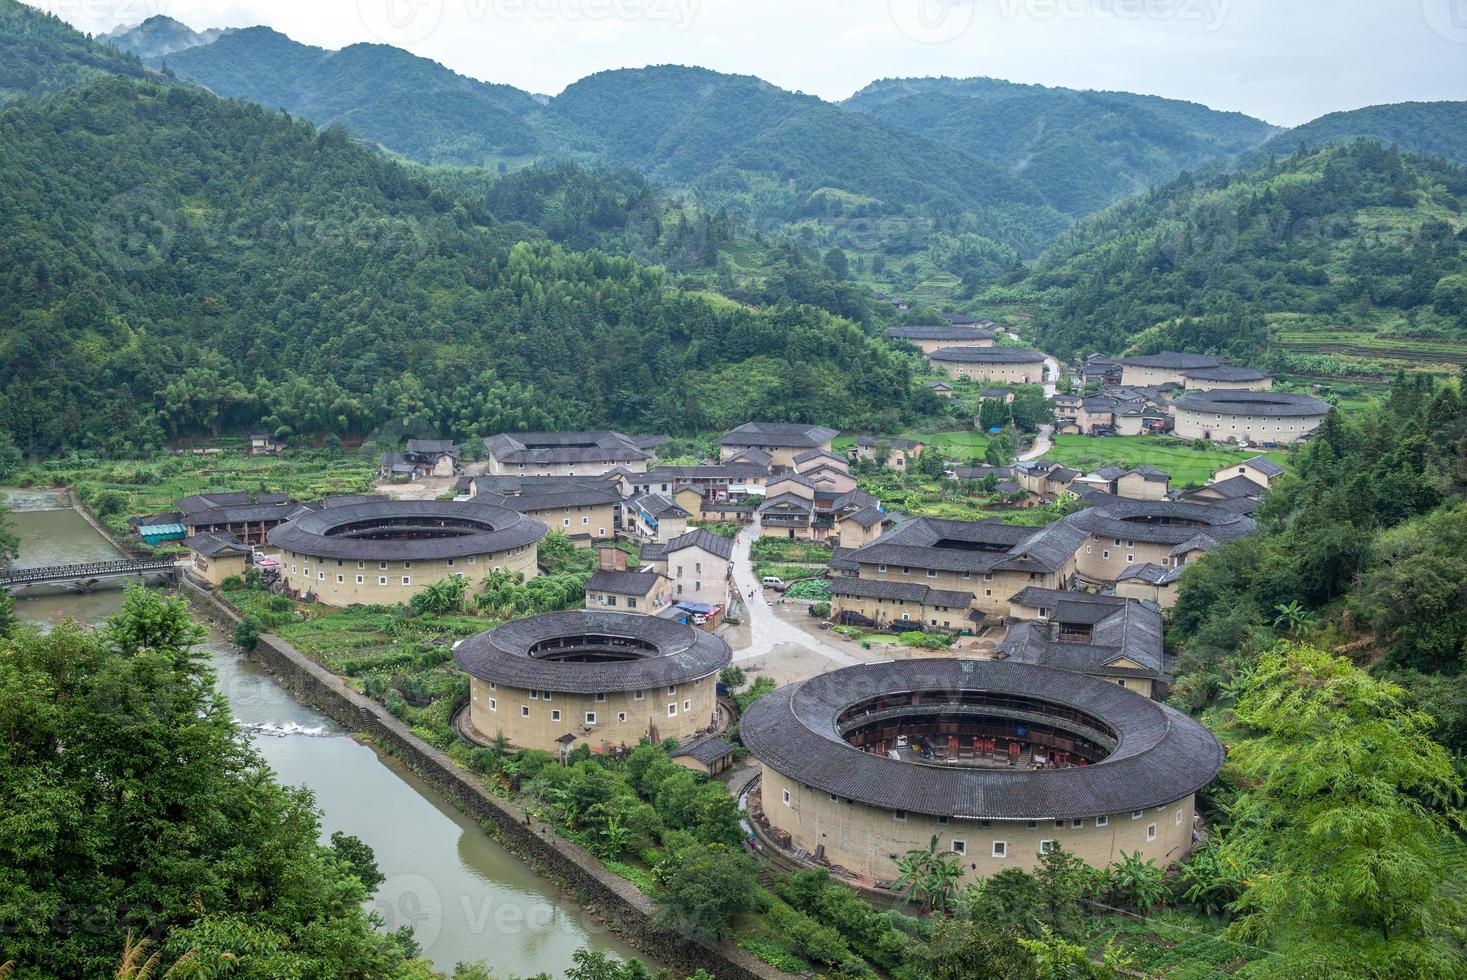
left=741, top=660, right=1222, bottom=819
left=887, top=325, right=997, bottom=341
left=267, top=500, right=547, bottom=561
left=1120, top=352, right=1224, bottom=369
left=455, top=610, right=731, bottom=694
left=1172, top=390, right=1330, bottom=417
left=1065, top=498, right=1256, bottom=546
left=929, top=346, right=1047, bottom=364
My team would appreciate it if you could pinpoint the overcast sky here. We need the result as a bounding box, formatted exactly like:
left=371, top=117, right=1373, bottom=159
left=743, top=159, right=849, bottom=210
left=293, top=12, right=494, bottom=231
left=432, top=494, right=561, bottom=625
left=37, top=0, right=1467, bottom=126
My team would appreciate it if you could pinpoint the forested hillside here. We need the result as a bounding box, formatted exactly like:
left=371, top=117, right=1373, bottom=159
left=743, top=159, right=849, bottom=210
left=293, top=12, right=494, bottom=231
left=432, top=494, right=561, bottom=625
left=152, top=27, right=542, bottom=165
left=0, top=77, right=919, bottom=455
left=0, top=0, right=146, bottom=102
left=1246, top=100, right=1467, bottom=169
left=845, top=75, right=1278, bottom=217
left=980, top=142, right=1467, bottom=369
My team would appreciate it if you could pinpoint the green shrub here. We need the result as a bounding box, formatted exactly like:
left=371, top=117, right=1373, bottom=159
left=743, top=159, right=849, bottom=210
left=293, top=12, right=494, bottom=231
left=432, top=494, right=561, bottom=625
left=232, top=615, right=261, bottom=651
left=899, top=630, right=952, bottom=649
left=219, top=575, right=244, bottom=592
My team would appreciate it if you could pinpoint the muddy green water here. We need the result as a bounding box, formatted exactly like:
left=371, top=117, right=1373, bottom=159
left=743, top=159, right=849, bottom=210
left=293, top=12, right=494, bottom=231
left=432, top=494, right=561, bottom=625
left=3, top=489, right=649, bottom=977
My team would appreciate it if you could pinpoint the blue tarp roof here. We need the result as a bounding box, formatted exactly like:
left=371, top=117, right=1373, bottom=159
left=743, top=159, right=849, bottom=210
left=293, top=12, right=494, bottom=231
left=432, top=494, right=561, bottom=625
left=138, top=523, right=187, bottom=536
left=675, top=602, right=719, bottom=614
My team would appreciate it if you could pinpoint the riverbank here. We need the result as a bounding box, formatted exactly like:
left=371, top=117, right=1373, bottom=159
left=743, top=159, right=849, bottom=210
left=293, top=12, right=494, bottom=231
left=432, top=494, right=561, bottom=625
left=184, top=581, right=783, bottom=980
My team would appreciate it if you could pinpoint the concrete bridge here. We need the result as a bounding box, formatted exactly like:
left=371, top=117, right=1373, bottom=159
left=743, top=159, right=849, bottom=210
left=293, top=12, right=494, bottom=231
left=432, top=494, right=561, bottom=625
left=0, top=556, right=181, bottom=592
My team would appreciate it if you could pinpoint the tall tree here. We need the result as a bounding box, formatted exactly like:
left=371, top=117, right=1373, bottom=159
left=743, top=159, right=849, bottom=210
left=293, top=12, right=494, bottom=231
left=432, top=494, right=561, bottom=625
left=1219, top=642, right=1465, bottom=977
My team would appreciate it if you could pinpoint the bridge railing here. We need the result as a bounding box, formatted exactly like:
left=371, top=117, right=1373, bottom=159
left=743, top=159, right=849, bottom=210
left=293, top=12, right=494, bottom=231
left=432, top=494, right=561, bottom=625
left=0, top=556, right=179, bottom=586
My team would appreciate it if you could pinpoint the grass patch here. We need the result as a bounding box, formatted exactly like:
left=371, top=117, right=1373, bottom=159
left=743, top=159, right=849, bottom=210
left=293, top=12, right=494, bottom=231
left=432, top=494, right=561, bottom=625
left=18, top=449, right=377, bottom=549
left=749, top=538, right=832, bottom=564
left=1041, top=435, right=1288, bottom=487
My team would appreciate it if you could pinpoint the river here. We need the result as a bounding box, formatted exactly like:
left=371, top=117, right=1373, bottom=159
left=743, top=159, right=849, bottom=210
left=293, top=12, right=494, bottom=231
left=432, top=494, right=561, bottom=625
left=2, top=489, right=650, bottom=977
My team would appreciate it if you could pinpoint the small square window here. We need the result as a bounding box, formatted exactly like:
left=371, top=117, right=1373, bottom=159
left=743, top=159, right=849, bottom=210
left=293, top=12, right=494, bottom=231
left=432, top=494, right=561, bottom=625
left=1096, top=815, right=1108, bottom=827
left=356, top=575, right=364, bottom=584
left=1039, top=839, right=1055, bottom=854
left=634, top=690, right=645, bottom=701
left=617, top=712, right=627, bottom=722
left=667, top=685, right=677, bottom=696
left=936, top=815, right=949, bottom=825
left=378, top=577, right=387, bottom=585
left=551, top=709, right=561, bottom=721
left=1026, top=820, right=1038, bottom=829
left=1071, top=819, right=1083, bottom=828
left=401, top=576, right=411, bottom=585
left=783, top=789, right=791, bottom=806
left=1132, top=810, right=1143, bottom=820
left=667, top=704, right=677, bottom=716
left=951, top=840, right=966, bottom=855
left=530, top=690, right=539, bottom=700
left=893, top=810, right=907, bottom=822
left=683, top=699, right=691, bottom=711
left=595, top=692, right=607, bottom=703
left=1146, top=824, right=1157, bottom=841
left=992, top=841, right=1007, bottom=858
left=488, top=698, right=496, bottom=711
left=520, top=706, right=529, bottom=717
left=585, top=712, right=597, bottom=724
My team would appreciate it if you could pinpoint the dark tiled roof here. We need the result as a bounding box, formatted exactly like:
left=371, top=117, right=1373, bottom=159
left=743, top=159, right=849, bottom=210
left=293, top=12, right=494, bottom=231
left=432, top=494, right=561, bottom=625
left=645, top=464, right=771, bottom=481
left=1117, top=563, right=1184, bottom=586
left=586, top=570, right=666, bottom=595
left=639, top=543, right=669, bottom=562
left=673, top=736, right=735, bottom=766
left=1172, top=390, right=1330, bottom=417
left=929, top=346, right=1046, bottom=364
left=472, top=475, right=619, bottom=497
left=1240, top=456, right=1286, bottom=477
left=843, top=506, right=890, bottom=529
left=1125, top=465, right=1170, bottom=482
left=455, top=611, right=731, bottom=694
left=1000, top=605, right=1170, bottom=682
left=1065, top=499, right=1256, bottom=547
left=741, top=660, right=1223, bottom=819
left=855, top=435, right=923, bottom=451
left=186, top=531, right=250, bottom=558
left=887, top=325, right=997, bottom=342
left=829, top=547, right=860, bottom=572
left=1009, top=588, right=1130, bottom=624
left=1183, top=365, right=1272, bottom=382
left=725, top=448, right=774, bottom=467
left=483, top=431, right=655, bottom=465
left=1120, top=352, right=1225, bottom=370
left=1190, top=475, right=1265, bottom=500
left=831, top=577, right=972, bottom=607
left=267, top=500, right=547, bottom=561
left=793, top=448, right=846, bottom=465
left=478, top=487, right=622, bottom=511
left=666, top=527, right=735, bottom=560
left=717, top=422, right=839, bottom=448
left=631, top=494, right=690, bottom=519
left=849, top=517, right=1075, bottom=575
left=406, top=439, right=458, bottom=455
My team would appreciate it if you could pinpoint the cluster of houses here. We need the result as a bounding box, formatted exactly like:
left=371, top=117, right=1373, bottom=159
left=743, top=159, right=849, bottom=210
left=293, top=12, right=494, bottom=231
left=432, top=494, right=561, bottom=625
left=1061, top=353, right=1324, bottom=446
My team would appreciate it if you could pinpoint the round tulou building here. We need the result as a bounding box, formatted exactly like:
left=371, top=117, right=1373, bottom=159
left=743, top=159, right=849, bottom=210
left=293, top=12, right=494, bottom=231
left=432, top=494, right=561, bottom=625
left=1170, top=389, right=1329, bottom=444
left=454, top=610, right=732, bottom=753
left=267, top=499, right=547, bottom=606
left=741, top=659, right=1223, bottom=885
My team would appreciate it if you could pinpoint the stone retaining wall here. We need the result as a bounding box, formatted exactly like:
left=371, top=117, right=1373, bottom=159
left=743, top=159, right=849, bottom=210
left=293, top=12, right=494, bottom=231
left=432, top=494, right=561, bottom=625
left=183, top=583, right=785, bottom=980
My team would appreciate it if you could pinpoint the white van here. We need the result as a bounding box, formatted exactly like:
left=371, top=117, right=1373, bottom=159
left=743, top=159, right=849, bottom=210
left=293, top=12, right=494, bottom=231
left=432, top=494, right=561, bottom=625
left=761, top=576, right=786, bottom=590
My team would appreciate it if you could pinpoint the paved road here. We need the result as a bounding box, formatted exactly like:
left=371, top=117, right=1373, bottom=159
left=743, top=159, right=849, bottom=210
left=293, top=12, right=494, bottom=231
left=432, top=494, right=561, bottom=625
left=1021, top=423, right=1054, bottom=461
left=728, top=523, right=865, bottom=668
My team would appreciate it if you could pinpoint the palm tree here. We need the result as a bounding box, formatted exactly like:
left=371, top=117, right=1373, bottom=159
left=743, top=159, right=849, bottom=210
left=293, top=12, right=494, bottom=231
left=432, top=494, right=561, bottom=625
left=895, top=835, right=966, bottom=912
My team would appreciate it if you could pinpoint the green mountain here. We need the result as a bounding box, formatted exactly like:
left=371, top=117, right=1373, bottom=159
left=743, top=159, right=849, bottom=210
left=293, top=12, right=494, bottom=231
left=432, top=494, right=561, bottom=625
left=154, top=27, right=543, bottom=165
left=0, top=76, right=919, bottom=455
left=533, top=65, right=1071, bottom=255
left=983, top=141, right=1467, bottom=367
left=0, top=0, right=147, bottom=103
left=97, top=14, right=230, bottom=60
left=1247, top=100, right=1467, bottom=168
left=844, top=76, right=1279, bottom=217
